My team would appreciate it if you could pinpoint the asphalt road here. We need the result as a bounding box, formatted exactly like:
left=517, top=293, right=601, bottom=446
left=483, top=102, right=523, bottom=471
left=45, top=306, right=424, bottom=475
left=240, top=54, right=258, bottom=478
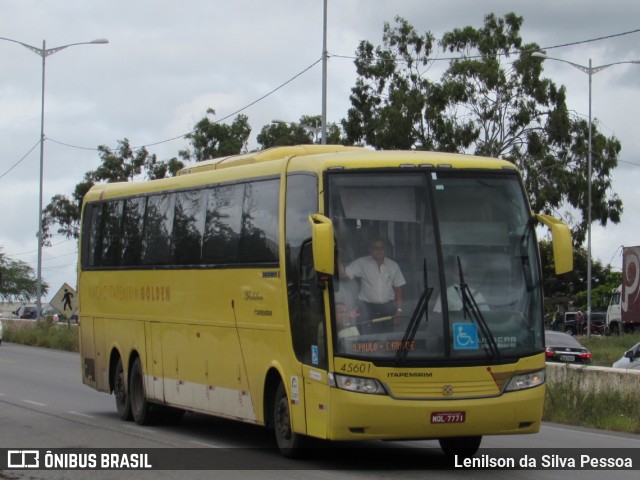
left=0, top=342, right=639, bottom=480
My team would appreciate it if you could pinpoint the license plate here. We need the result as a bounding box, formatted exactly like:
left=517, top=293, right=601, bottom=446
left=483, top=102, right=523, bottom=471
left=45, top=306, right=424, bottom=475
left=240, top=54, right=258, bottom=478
left=431, top=411, right=466, bottom=424
left=560, top=354, right=575, bottom=362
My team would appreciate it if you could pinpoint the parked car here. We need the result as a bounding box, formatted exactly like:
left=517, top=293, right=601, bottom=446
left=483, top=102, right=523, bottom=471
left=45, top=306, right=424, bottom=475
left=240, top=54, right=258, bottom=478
left=41, top=305, right=62, bottom=323
left=612, top=342, right=640, bottom=370
left=562, top=311, right=606, bottom=336
left=587, top=312, right=607, bottom=335
left=13, top=306, right=39, bottom=319
left=544, top=330, right=591, bottom=364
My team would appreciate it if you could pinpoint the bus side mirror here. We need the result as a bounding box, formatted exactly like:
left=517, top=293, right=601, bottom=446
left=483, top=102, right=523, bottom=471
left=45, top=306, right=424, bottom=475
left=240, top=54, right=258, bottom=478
left=535, top=214, right=573, bottom=275
left=308, top=214, right=335, bottom=276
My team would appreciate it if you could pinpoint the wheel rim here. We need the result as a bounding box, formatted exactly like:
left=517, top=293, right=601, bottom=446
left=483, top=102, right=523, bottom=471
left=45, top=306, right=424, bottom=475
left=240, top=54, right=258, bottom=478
left=115, top=368, right=126, bottom=406
left=130, top=370, right=142, bottom=415
left=115, top=375, right=126, bottom=405
left=275, top=397, right=292, bottom=443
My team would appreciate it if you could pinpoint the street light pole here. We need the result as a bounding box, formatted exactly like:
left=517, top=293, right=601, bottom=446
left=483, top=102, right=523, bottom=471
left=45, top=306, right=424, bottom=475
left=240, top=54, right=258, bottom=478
left=0, top=37, right=108, bottom=317
left=321, top=0, right=328, bottom=144
left=532, top=52, right=640, bottom=337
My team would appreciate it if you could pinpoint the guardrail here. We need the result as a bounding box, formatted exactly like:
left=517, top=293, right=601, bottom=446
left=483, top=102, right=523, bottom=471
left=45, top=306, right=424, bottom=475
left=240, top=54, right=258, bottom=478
left=546, top=362, right=640, bottom=396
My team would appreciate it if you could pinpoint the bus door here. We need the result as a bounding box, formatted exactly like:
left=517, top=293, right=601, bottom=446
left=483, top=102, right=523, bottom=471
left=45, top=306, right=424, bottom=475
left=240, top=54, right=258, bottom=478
left=297, top=242, right=331, bottom=438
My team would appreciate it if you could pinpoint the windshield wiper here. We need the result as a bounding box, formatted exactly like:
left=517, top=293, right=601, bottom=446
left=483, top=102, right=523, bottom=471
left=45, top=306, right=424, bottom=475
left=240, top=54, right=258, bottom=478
left=456, top=256, right=500, bottom=360
left=395, top=259, right=433, bottom=366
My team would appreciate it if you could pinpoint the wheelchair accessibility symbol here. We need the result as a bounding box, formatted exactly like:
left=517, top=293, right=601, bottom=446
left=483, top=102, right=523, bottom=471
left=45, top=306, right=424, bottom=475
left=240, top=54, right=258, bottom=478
left=453, top=323, right=478, bottom=350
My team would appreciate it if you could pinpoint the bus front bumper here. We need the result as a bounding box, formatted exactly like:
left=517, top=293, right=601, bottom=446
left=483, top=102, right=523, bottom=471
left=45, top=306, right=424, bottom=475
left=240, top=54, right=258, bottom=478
left=325, top=385, right=544, bottom=441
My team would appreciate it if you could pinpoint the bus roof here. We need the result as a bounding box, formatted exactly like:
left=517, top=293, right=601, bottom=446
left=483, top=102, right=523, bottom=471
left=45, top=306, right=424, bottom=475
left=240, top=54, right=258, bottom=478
left=177, top=145, right=515, bottom=176
left=84, top=146, right=517, bottom=203
left=177, top=145, right=366, bottom=175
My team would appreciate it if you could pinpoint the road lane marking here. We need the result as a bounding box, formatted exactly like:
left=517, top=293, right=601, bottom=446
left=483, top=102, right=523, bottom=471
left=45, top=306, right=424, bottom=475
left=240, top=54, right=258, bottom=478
left=68, top=411, right=96, bottom=419
left=23, top=400, right=47, bottom=407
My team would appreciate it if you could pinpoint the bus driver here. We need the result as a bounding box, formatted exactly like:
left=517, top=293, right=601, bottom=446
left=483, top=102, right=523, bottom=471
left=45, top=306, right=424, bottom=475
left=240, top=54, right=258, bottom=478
left=341, top=238, right=406, bottom=326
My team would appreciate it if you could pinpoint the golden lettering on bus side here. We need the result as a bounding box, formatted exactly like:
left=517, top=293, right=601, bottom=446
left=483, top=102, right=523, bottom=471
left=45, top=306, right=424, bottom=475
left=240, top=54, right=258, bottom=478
left=243, top=290, right=264, bottom=301
left=141, top=285, right=171, bottom=302
left=88, top=284, right=171, bottom=302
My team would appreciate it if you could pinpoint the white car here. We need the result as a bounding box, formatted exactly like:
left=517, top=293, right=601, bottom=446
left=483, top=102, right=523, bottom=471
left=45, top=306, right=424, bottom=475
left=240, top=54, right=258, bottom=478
left=0, top=320, right=3, bottom=345
left=612, top=342, right=640, bottom=370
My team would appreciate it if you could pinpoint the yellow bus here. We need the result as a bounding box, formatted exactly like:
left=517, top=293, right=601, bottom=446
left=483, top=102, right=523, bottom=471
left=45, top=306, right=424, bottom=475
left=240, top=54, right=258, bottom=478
left=78, top=145, right=572, bottom=457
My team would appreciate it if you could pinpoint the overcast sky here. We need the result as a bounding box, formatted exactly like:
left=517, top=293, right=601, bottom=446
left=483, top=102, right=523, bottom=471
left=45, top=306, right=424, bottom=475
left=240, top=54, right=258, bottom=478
left=2, top=0, right=640, bottom=302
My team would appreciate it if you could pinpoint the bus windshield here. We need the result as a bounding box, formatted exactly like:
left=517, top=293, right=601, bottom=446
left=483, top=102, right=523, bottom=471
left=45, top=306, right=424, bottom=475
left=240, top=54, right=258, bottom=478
left=328, top=170, right=543, bottom=365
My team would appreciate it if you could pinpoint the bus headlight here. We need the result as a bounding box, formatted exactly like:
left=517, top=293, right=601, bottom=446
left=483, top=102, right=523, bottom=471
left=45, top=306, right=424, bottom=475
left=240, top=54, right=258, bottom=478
left=329, top=373, right=386, bottom=395
left=505, top=369, right=545, bottom=392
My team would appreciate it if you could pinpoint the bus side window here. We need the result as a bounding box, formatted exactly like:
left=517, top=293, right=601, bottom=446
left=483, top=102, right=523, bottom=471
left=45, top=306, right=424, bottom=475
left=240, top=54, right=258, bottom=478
left=142, top=193, right=176, bottom=265
left=122, top=197, right=146, bottom=266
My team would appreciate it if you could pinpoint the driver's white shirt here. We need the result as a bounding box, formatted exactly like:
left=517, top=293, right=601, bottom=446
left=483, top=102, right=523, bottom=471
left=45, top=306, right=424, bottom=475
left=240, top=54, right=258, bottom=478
left=345, top=256, right=406, bottom=304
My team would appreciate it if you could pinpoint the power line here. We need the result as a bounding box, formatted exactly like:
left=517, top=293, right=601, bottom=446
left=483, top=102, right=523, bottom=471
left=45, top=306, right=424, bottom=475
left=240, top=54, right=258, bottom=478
left=41, top=262, right=76, bottom=272
left=620, top=159, right=640, bottom=167
left=46, top=138, right=98, bottom=151
left=47, top=57, right=323, bottom=154
left=543, top=27, right=640, bottom=51
left=8, top=27, right=640, bottom=169
left=0, top=139, right=41, bottom=179
left=329, top=27, right=640, bottom=61
left=5, top=238, right=74, bottom=258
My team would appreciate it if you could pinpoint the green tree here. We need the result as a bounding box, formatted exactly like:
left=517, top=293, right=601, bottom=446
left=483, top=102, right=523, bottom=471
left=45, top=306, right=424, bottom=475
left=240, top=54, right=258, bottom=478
left=257, top=119, right=314, bottom=148
left=256, top=115, right=343, bottom=148
left=343, top=13, right=622, bottom=246
left=539, top=240, right=620, bottom=311
left=342, top=17, right=445, bottom=151
left=0, top=249, right=47, bottom=302
left=178, top=108, right=251, bottom=162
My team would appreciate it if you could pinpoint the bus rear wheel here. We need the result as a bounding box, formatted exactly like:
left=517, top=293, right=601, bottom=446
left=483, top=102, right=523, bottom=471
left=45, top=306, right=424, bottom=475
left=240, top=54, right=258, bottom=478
left=439, top=436, right=482, bottom=459
left=113, top=357, right=132, bottom=421
left=129, top=357, right=154, bottom=425
left=273, top=382, right=307, bottom=457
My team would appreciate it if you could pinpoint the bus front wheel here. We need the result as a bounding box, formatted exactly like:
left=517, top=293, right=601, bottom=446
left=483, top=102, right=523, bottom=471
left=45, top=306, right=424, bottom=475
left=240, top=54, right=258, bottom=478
left=113, top=357, right=132, bottom=421
left=439, top=436, right=482, bottom=459
left=273, top=382, right=306, bottom=457
left=129, top=357, right=154, bottom=425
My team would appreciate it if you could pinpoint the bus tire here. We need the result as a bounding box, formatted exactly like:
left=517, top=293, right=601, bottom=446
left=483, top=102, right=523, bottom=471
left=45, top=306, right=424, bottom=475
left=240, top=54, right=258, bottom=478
left=129, top=357, right=154, bottom=426
left=273, top=382, right=306, bottom=457
left=114, top=357, right=132, bottom=421
left=439, top=436, right=482, bottom=459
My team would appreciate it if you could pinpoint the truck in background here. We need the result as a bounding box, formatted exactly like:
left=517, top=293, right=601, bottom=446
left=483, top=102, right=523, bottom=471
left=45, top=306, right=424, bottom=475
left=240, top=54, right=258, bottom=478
left=606, top=246, right=640, bottom=335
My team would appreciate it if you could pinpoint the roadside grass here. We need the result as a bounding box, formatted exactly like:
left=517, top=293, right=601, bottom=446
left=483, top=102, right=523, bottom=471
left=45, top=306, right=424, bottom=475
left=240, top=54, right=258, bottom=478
left=544, top=381, right=640, bottom=434
left=2, top=318, right=78, bottom=352
left=579, top=332, right=640, bottom=367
